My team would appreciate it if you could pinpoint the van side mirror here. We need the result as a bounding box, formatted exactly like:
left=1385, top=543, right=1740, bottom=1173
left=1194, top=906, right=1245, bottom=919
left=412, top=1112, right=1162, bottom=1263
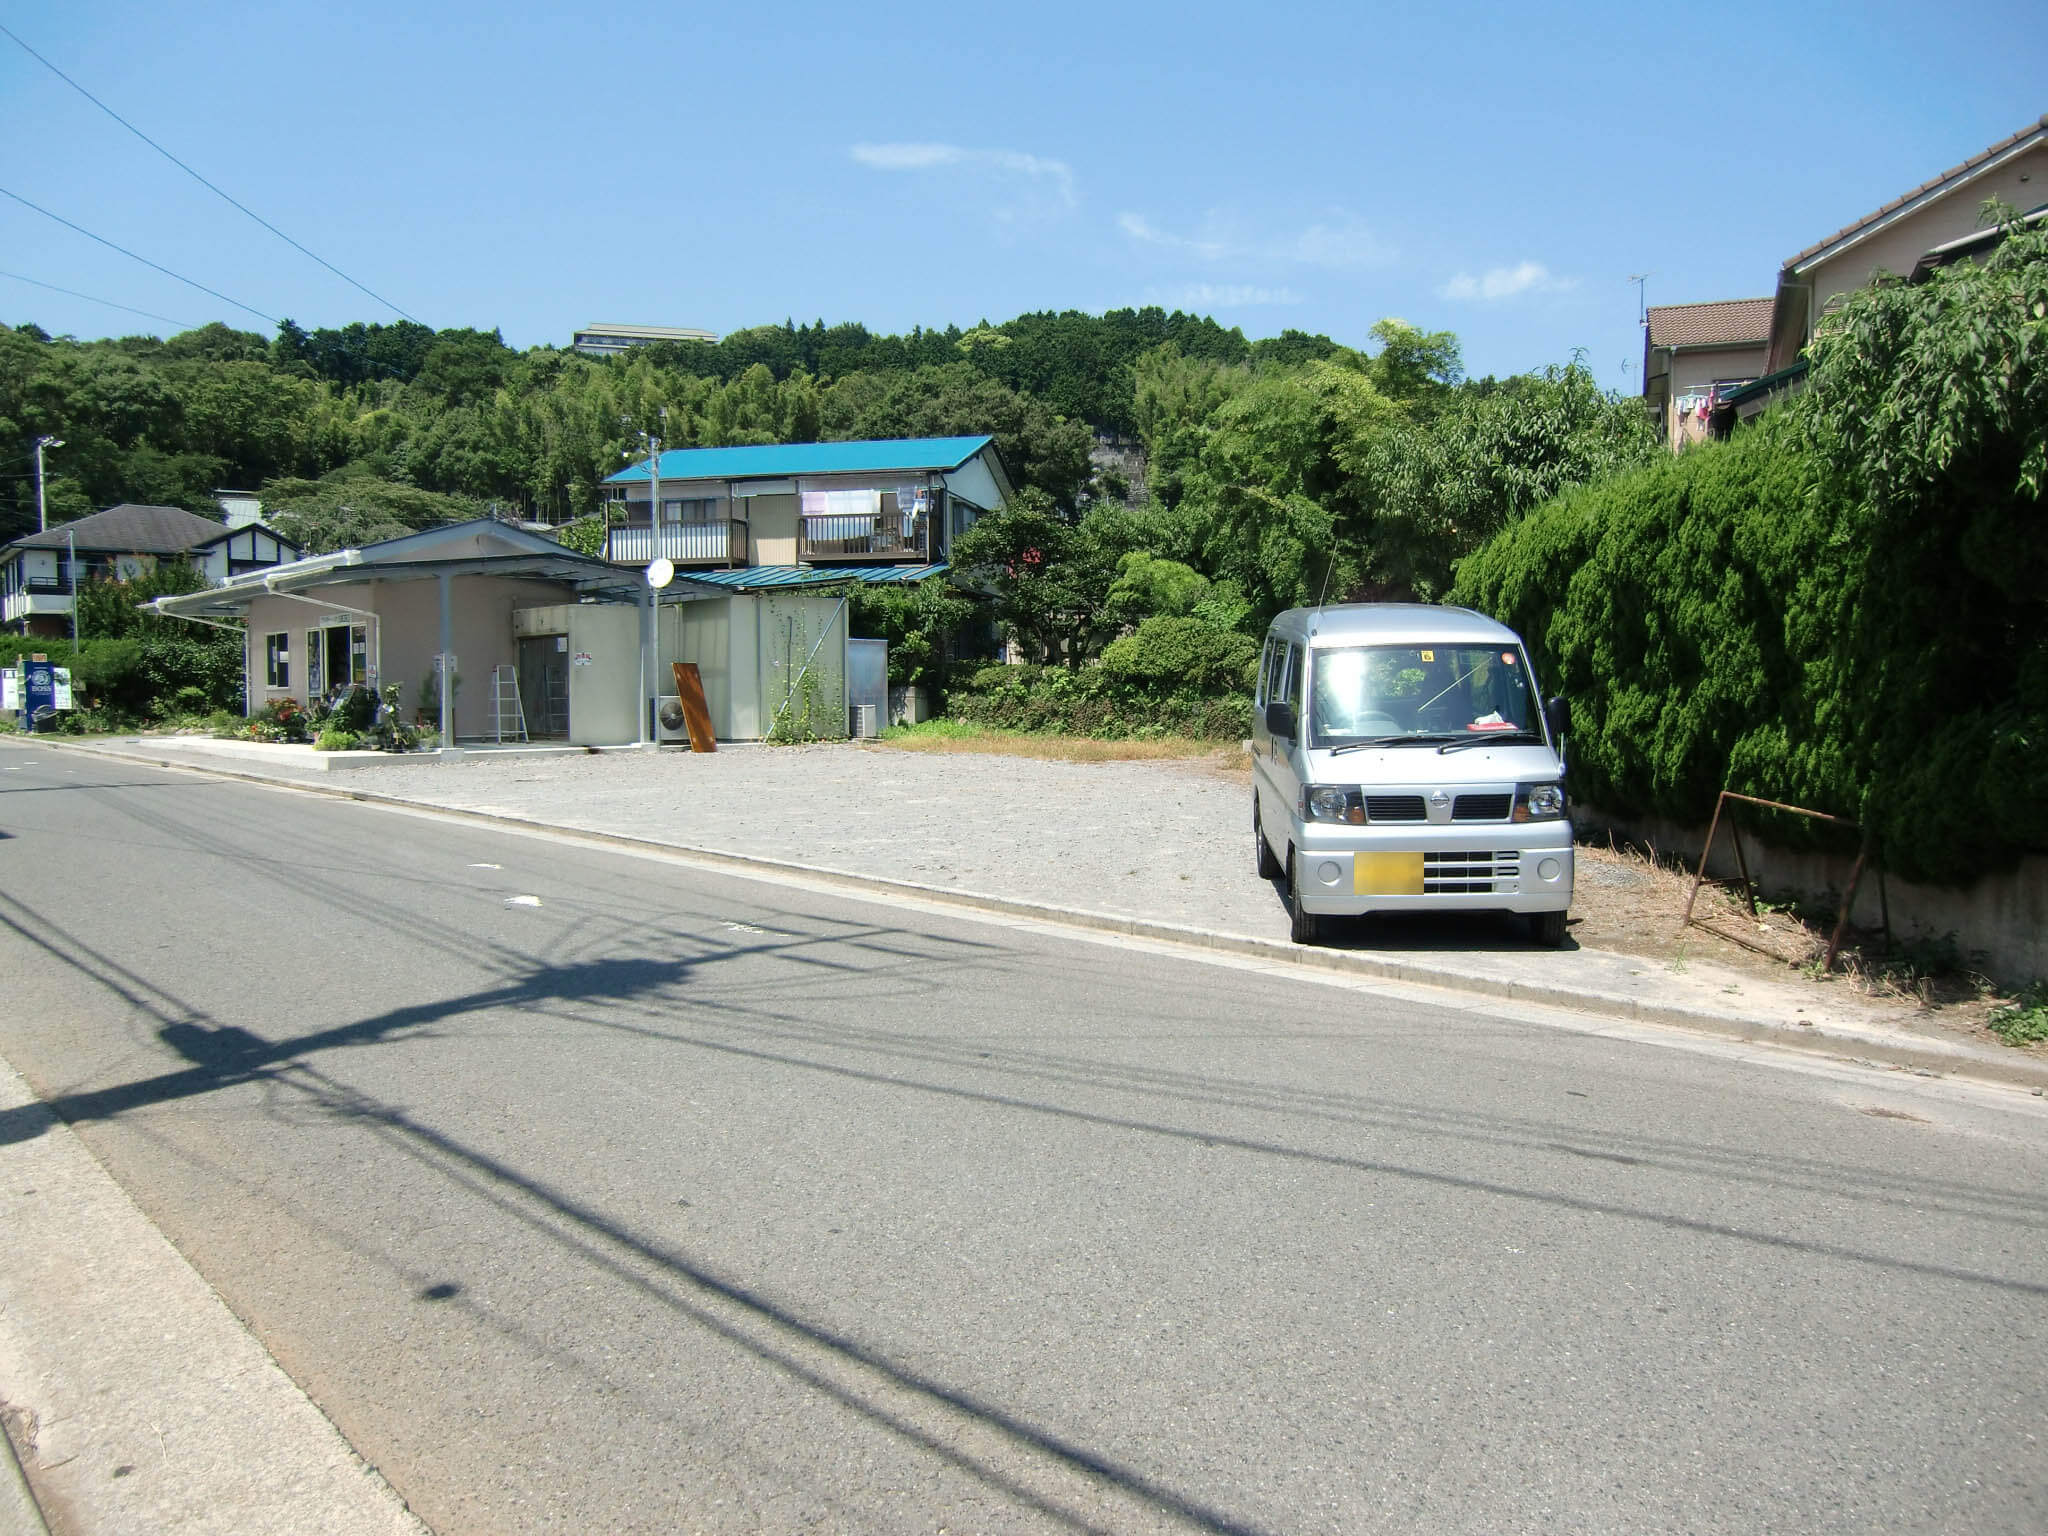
left=1264, top=700, right=1295, bottom=740
left=1545, top=697, right=1570, bottom=737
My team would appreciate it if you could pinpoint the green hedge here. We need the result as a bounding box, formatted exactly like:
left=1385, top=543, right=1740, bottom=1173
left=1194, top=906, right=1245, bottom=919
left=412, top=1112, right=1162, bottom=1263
left=2, top=631, right=245, bottom=720
left=946, top=661, right=1252, bottom=740
left=1453, top=414, right=2046, bottom=885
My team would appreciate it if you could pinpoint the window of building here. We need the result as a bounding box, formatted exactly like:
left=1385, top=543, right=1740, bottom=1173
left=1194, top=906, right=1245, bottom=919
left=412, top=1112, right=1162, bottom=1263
left=264, top=632, right=290, bottom=689
left=661, top=497, right=724, bottom=525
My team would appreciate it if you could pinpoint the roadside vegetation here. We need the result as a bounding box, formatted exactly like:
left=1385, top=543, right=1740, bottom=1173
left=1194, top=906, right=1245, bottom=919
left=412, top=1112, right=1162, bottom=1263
left=1456, top=209, right=2046, bottom=891
left=875, top=718, right=1243, bottom=763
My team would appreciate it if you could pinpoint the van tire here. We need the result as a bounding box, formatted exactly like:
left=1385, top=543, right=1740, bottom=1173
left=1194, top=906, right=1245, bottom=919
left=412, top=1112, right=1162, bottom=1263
left=1530, top=909, right=1568, bottom=947
left=1254, top=797, right=1282, bottom=879
left=1288, top=850, right=1324, bottom=946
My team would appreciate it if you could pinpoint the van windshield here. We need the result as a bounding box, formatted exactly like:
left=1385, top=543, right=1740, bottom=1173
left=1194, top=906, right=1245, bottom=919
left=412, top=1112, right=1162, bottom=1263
left=1309, top=643, right=1541, bottom=747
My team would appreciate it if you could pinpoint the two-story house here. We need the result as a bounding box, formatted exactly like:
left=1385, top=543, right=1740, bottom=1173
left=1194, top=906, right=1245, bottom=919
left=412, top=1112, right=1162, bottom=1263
left=599, top=435, right=1013, bottom=574
left=3, top=501, right=300, bottom=636
left=1646, top=112, right=2048, bottom=445
left=1641, top=298, right=1773, bottom=449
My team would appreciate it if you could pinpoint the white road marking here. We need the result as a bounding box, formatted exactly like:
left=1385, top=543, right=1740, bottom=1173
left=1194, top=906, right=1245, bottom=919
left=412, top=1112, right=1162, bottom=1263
left=470, top=862, right=502, bottom=869
left=504, top=895, right=542, bottom=907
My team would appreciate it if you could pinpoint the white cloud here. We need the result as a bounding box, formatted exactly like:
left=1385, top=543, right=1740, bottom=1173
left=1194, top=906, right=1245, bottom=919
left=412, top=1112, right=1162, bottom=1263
left=1118, top=211, right=1228, bottom=261
left=1117, top=208, right=1393, bottom=270
left=850, top=142, right=1076, bottom=213
left=1284, top=216, right=1395, bottom=271
left=1146, top=283, right=1302, bottom=308
left=1438, top=262, right=1575, bottom=301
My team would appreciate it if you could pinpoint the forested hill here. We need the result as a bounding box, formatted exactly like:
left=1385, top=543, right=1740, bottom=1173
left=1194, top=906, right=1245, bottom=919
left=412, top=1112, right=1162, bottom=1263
left=0, top=308, right=1342, bottom=543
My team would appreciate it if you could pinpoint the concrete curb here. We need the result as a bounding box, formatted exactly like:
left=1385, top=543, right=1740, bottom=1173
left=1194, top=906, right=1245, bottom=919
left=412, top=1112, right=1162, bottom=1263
left=0, top=1424, right=49, bottom=1536
left=31, top=736, right=2048, bottom=1095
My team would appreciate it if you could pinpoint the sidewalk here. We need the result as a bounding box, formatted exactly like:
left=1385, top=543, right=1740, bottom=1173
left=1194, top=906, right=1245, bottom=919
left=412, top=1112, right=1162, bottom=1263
left=0, top=1060, right=426, bottom=1536
left=48, top=732, right=2048, bottom=1092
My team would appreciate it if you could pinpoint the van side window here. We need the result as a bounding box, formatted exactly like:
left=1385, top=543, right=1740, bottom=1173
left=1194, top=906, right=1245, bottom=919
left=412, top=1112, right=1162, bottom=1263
left=1257, top=637, right=1278, bottom=704
left=1283, top=645, right=1302, bottom=732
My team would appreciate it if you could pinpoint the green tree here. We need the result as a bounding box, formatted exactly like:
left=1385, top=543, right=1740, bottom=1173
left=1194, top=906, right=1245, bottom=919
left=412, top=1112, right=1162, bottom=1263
left=846, top=576, right=978, bottom=687
left=949, top=490, right=1124, bottom=666
left=260, top=474, right=487, bottom=552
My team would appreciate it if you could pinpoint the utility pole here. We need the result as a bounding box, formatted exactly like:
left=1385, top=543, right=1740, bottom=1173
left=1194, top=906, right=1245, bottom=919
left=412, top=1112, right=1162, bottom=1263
left=67, top=528, right=77, bottom=646
left=621, top=411, right=668, bottom=746
left=34, top=434, right=63, bottom=534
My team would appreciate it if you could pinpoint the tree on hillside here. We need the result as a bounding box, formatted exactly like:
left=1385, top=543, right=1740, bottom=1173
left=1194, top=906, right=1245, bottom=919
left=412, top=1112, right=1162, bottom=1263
left=1354, top=360, right=1657, bottom=598
left=260, top=474, right=488, bottom=553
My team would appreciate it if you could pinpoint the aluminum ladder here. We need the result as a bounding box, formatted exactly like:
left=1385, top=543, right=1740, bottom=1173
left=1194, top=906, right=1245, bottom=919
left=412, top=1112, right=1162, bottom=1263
left=489, top=664, right=529, bottom=744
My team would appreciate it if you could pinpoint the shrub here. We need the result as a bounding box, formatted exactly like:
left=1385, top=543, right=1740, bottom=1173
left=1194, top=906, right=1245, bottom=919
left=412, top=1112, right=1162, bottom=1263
left=313, top=727, right=362, bottom=751
left=1098, top=615, right=1259, bottom=695
left=248, top=696, right=310, bottom=743
left=1453, top=399, right=2045, bottom=885
left=943, top=658, right=1252, bottom=740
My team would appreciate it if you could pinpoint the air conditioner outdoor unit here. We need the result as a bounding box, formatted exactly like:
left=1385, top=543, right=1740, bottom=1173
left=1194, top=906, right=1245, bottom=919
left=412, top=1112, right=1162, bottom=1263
left=656, top=696, right=692, bottom=744
left=849, top=703, right=878, bottom=739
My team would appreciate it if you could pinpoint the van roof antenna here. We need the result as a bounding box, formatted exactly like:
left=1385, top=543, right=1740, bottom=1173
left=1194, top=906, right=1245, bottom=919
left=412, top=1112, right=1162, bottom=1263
left=1315, top=552, right=1336, bottom=609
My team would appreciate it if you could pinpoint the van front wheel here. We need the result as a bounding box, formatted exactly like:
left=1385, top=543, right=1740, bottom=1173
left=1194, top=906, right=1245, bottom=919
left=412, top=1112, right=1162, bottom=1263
left=1254, top=796, right=1282, bottom=879
left=1530, top=909, right=1568, bottom=947
left=1288, top=850, right=1324, bottom=946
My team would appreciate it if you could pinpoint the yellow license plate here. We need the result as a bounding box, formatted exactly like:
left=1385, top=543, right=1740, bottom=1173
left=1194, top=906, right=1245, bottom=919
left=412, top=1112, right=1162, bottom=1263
left=1355, top=852, right=1424, bottom=896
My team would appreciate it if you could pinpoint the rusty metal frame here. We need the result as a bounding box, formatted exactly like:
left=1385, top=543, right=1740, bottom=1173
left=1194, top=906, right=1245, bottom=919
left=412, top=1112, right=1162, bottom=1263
left=1681, top=790, right=1881, bottom=972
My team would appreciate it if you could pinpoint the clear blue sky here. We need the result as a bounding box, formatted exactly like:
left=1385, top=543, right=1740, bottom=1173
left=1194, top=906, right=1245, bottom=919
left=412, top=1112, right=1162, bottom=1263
left=3, top=0, right=2042, bottom=391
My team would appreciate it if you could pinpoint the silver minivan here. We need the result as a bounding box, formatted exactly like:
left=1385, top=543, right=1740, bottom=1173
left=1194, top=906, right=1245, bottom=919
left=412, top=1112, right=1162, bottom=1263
left=1252, top=604, right=1574, bottom=946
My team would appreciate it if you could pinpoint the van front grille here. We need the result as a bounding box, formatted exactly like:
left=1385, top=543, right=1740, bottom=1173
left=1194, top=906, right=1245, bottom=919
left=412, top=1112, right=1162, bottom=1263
left=1365, top=795, right=1427, bottom=822
left=1423, top=850, right=1521, bottom=894
left=1452, top=793, right=1513, bottom=822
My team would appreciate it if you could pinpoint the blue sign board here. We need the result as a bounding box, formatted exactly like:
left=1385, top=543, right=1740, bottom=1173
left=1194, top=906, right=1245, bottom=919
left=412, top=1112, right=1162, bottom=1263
left=23, top=660, right=56, bottom=728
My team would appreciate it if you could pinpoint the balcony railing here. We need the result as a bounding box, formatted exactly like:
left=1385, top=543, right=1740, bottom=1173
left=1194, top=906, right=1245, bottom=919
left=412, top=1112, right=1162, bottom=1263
left=603, top=519, right=748, bottom=566
left=3, top=585, right=76, bottom=623
left=799, top=513, right=929, bottom=562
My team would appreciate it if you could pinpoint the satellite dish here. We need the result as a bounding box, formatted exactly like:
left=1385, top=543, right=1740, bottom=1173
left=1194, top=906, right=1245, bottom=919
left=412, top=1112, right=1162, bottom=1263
left=645, top=557, right=675, bottom=590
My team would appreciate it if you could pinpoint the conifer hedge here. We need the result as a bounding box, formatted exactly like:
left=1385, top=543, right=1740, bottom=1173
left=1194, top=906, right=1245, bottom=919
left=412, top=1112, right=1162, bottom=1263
left=1454, top=211, right=2047, bottom=888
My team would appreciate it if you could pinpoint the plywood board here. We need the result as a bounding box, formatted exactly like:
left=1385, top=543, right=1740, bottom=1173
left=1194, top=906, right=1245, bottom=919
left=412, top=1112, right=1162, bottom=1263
left=671, top=661, right=717, bottom=752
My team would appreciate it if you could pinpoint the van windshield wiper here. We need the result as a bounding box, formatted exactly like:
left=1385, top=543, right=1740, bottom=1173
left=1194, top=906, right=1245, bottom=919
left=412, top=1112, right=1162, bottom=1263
left=1436, top=730, right=1543, bottom=754
left=1327, top=734, right=1460, bottom=755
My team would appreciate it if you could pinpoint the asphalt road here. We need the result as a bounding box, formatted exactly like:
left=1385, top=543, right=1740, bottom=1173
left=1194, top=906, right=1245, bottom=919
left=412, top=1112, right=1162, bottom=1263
left=2, top=741, right=2044, bottom=1535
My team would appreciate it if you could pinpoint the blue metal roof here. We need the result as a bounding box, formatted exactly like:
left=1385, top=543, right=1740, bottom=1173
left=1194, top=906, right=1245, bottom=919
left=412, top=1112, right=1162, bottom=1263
left=679, top=564, right=949, bottom=591
left=606, top=435, right=994, bottom=485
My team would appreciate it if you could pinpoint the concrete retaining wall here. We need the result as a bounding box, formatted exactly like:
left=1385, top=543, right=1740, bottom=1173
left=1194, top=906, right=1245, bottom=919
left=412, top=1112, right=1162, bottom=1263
left=1577, top=805, right=2048, bottom=984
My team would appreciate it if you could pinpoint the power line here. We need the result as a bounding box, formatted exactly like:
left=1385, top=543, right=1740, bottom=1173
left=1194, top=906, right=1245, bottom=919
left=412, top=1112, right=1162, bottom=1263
left=0, top=185, right=275, bottom=325
left=0, top=267, right=193, bottom=329
left=0, top=22, right=423, bottom=325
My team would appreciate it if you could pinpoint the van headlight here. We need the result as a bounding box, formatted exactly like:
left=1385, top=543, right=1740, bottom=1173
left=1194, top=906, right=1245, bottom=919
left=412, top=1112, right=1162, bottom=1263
left=1301, top=785, right=1364, bottom=823
left=1514, top=782, right=1567, bottom=822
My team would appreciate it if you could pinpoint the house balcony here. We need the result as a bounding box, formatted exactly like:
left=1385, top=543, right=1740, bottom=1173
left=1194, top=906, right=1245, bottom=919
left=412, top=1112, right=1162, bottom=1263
left=3, top=577, right=76, bottom=626
left=799, top=512, right=929, bottom=563
left=603, top=519, right=749, bottom=567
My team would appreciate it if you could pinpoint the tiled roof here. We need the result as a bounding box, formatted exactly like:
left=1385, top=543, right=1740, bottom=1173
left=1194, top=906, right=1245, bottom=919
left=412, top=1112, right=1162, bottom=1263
left=1646, top=298, right=1774, bottom=348
left=7, top=502, right=229, bottom=554
left=607, top=436, right=996, bottom=485
left=1784, top=113, right=2048, bottom=271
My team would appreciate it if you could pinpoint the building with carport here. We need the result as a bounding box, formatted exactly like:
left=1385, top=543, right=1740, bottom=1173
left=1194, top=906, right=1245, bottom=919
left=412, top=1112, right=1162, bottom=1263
left=150, top=520, right=686, bottom=747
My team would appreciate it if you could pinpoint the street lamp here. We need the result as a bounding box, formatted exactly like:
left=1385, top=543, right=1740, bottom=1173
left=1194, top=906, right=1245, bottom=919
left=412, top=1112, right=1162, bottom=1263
left=34, top=435, right=62, bottom=535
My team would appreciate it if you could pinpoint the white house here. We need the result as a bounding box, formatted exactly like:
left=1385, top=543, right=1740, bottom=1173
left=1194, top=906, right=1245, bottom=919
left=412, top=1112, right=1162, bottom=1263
left=2, top=502, right=300, bottom=636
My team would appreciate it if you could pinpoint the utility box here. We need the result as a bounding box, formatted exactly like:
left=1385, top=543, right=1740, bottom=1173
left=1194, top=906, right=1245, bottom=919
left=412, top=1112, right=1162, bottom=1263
left=848, top=638, right=888, bottom=737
